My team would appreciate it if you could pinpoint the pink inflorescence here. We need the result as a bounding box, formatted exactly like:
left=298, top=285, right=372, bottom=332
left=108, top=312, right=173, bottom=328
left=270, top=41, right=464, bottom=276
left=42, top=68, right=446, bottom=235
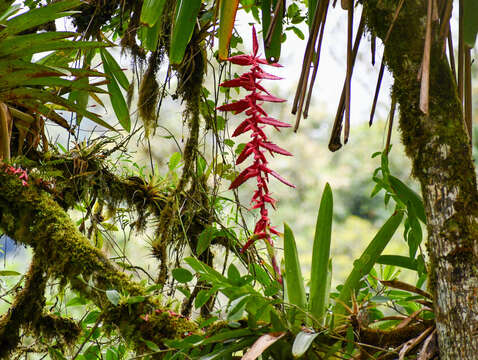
left=5, top=165, right=29, bottom=186
left=217, top=26, right=295, bottom=279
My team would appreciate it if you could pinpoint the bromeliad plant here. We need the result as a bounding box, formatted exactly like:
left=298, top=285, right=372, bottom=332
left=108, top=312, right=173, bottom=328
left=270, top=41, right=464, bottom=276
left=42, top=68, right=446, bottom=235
left=217, top=27, right=294, bottom=279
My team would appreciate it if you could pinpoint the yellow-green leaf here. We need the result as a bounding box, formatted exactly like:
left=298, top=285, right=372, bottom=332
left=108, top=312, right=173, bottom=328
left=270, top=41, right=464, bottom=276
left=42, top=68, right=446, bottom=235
left=218, top=0, right=239, bottom=60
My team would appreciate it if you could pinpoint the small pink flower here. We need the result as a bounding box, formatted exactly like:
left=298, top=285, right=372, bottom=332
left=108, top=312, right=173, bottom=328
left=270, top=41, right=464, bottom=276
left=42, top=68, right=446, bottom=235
left=5, top=166, right=29, bottom=186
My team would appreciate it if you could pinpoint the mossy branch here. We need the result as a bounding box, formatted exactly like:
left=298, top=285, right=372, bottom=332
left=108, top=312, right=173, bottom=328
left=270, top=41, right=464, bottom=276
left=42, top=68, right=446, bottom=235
left=0, top=172, right=197, bottom=354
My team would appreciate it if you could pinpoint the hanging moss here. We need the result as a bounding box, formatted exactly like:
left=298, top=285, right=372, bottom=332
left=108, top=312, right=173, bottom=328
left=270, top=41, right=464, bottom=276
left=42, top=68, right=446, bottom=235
left=138, top=53, right=160, bottom=138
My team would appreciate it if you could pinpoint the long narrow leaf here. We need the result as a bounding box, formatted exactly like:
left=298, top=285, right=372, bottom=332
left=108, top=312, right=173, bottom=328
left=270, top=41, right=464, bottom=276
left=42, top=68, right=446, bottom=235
left=262, top=0, right=283, bottom=62
left=309, top=183, right=333, bottom=325
left=389, top=175, right=426, bottom=223
left=101, top=50, right=131, bottom=132
left=218, top=0, right=239, bottom=60
left=377, top=255, right=418, bottom=271
left=2, top=88, right=115, bottom=131
left=100, top=48, right=129, bottom=91
left=22, top=77, right=107, bottom=94
left=333, top=211, right=404, bottom=326
left=464, top=0, right=478, bottom=47
left=140, top=0, right=166, bottom=27
left=0, top=40, right=107, bottom=60
left=283, top=223, right=307, bottom=314
left=3, top=0, right=82, bottom=35
left=308, top=0, right=319, bottom=29
left=169, top=0, right=202, bottom=65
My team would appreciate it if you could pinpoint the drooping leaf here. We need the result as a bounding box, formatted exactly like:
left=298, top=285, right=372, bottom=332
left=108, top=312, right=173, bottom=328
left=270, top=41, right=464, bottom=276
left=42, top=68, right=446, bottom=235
left=218, top=0, right=240, bottom=60
left=140, top=0, right=166, bottom=27
left=2, top=88, right=115, bottom=131
left=464, top=0, right=478, bottom=47
left=142, top=17, right=162, bottom=52
left=101, top=50, right=131, bottom=132
left=100, top=48, right=129, bottom=91
left=261, top=0, right=283, bottom=62
left=169, top=0, right=202, bottom=65
left=2, top=0, right=82, bottom=35
left=309, top=183, right=333, bottom=325
left=308, top=0, right=319, bottom=29
left=389, top=175, right=426, bottom=223
left=292, top=331, right=319, bottom=358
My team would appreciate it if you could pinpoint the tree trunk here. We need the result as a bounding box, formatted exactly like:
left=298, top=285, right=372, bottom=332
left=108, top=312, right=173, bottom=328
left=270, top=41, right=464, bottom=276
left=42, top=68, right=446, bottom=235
left=364, top=1, right=478, bottom=358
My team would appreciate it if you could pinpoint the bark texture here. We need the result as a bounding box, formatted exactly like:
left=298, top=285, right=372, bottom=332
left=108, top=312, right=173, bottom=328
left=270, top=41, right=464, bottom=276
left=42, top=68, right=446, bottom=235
left=363, top=1, right=478, bottom=358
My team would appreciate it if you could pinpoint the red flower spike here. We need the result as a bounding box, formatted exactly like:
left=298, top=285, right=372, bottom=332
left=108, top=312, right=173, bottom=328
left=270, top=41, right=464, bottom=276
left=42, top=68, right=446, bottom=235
left=252, top=26, right=259, bottom=56
left=217, top=26, right=294, bottom=281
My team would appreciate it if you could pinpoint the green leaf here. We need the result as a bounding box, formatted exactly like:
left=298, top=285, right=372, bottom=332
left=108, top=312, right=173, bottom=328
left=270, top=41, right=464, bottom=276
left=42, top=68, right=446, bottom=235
left=227, top=294, right=250, bottom=321
left=218, top=0, right=240, bottom=60
left=195, top=289, right=213, bottom=309
left=377, top=255, right=418, bottom=271
left=126, top=296, right=146, bottom=304
left=345, top=326, right=354, bottom=356
left=142, top=18, right=162, bottom=52
left=82, top=311, right=101, bottom=325
left=106, top=348, right=118, bottom=360
left=169, top=0, right=202, bottom=65
left=333, top=211, right=404, bottom=327
left=389, top=175, right=426, bottom=223
left=0, top=4, right=20, bottom=23
left=66, top=296, right=87, bottom=307
left=4, top=88, right=115, bottom=131
left=142, top=338, right=160, bottom=352
left=168, top=151, right=182, bottom=170
left=283, top=223, right=307, bottom=314
left=227, top=263, right=241, bottom=284
left=407, top=204, right=422, bottom=259
left=184, top=257, right=228, bottom=285
left=200, top=328, right=253, bottom=345
left=100, top=48, right=129, bottom=91
left=172, top=268, right=193, bottom=283
left=0, top=270, right=20, bottom=276
left=309, top=183, right=333, bottom=325
left=199, top=338, right=256, bottom=360
left=308, top=0, right=319, bottom=29
left=101, top=50, right=131, bottom=132
left=106, top=289, right=121, bottom=306
left=140, top=0, right=167, bottom=27
left=196, top=226, right=220, bottom=256
left=292, top=331, right=319, bottom=358
left=464, top=0, right=478, bottom=47
left=4, top=0, right=82, bottom=35
left=289, top=26, right=305, bottom=40
left=262, top=0, right=283, bottom=62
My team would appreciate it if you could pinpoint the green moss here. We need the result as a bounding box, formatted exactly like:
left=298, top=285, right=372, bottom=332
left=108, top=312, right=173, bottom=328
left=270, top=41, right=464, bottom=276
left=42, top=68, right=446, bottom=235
left=363, top=0, right=478, bottom=297
left=0, top=171, right=199, bottom=354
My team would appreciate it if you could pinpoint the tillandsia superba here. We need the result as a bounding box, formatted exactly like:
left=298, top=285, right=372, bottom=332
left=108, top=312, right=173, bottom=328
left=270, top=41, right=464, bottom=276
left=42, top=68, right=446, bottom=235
left=217, top=26, right=294, bottom=281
